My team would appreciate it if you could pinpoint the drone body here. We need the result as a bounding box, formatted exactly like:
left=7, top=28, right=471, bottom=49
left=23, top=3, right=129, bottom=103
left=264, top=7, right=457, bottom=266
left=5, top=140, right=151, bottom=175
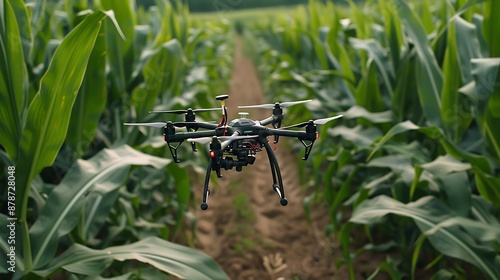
left=125, top=95, right=342, bottom=210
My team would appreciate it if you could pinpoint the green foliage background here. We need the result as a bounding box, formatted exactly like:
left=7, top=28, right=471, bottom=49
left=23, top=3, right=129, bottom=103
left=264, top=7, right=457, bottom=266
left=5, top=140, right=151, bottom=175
left=0, top=0, right=231, bottom=278
left=1, top=0, right=500, bottom=279
left=244, top=0, right=500, bottom=278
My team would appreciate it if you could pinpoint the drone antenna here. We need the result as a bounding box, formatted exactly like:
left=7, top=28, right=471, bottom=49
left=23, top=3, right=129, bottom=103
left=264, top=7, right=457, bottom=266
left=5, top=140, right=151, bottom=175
left=216, top=94, right=229, bottom=136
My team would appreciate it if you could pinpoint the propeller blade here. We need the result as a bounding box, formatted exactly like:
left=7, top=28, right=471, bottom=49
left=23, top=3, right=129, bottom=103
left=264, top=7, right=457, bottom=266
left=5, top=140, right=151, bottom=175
left=172, top=121, right=217, bottom=128
left=124, top=122, right=167, bottom=128
left=187, top=138, right=213, bottom=144
left=280, top=99, right=313, bottom=108
left=220, top=135, right=259, bottom=141
left=314, top=115, right=343, bottom=124
left=282, top=115, right=343, bottom=129
left=149, top=108, right=220, bottom=114
left=238, top=99, right=312, bottom=109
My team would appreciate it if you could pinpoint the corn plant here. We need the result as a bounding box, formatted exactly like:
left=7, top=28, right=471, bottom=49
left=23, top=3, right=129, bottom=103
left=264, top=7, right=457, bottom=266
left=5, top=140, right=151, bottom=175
left=1, top=0, right=231, bottom=278
left=248, top=0, right=500, bottom=278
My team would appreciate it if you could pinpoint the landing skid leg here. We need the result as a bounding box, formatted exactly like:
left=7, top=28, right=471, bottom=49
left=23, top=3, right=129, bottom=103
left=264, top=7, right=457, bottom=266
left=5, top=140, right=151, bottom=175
left=263, top=141, right=288, bottom=206
left=201, top=158, right=212, bottom=210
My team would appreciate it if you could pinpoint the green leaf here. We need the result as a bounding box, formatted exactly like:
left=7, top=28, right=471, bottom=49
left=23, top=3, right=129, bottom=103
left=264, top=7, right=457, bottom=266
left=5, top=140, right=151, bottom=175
left=395, top=0, right=443, bottom=126
left=349, top=38, right=395, bottom=99
left=66, top=25, right=107, bottom=156
left=463, top=58, right=500, bottom=159
left=9, top=0, right=32, bottom=60
left=15, top=10, right=120, bottom=219
left=0, top=0, right=28, bottom=161
left=329, top=125, right=382, bottom=149
left=483, top=0, right=500, bottom=57
left=420, top=155, right=471, bottom=176
left=167, top=163, right=191, bottom=236
left=379, top=0, right=403, bottom=74
left=368, top=120, right=491, bottom=173
left=351, top=196, right=500, bottom=279
left=438, top=172, right=472, bottom=217
left=441, top=18, right=471, bottom=141
left=13, top=12, right=119, bottom=272
left=80, top=177, right=123, bottom=242
left=471, top=195, right=499, bottom=224
left=29, top=145, right=170, bottom=268
left=454, top=17, right=482, bottom=84
left=473, top=167, right=500, bottom=206
left=353, top=58, right=385, bottom=113
left=339, top=223, right=355, bottom=279
left=132, top=39, right=185, bottom=120
left=367, top=155, right=415, bottom=185
left=34, top=237, right=228, bottom=279
left=95, top=0, right=135, bottom=98
left=341, top=106, right=394, bottom=123
left=425, top=216, right=500, bottom=243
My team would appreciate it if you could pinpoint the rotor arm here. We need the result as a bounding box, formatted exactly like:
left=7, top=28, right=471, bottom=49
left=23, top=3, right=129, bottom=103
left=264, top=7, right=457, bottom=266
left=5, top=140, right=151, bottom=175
left=166, top=129, right=220, bottom=142
left=265, top=128, right=315, bottom=141
left=195, top=122, right=219, bottom=130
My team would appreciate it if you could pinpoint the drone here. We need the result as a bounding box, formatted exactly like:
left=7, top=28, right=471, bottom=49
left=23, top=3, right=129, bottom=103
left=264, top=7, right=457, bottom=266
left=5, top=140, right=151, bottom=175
left=125, top=95, right=342, bottom=210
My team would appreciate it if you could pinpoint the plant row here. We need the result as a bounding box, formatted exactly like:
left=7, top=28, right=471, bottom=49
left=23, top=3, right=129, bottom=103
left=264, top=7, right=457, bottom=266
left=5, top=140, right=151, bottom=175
left=247, top=0, right=500, bottom=278
left=0, top=0, right=232, bottom=278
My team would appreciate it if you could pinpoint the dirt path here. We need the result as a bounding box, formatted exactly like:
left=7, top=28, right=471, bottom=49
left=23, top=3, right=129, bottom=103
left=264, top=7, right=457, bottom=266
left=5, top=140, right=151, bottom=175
left=193, top=39, right=344, bottom=280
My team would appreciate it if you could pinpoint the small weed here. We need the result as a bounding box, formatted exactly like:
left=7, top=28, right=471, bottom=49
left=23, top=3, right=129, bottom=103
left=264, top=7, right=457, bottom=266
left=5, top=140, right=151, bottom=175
left=233, top=237, right=257, bottom=254
left=232, top=193, right=255, bottom=222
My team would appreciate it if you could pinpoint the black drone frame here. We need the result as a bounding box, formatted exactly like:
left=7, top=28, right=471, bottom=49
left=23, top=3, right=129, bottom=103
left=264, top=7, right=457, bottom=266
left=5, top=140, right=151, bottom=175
left=125, top=94, right=342, bottom=210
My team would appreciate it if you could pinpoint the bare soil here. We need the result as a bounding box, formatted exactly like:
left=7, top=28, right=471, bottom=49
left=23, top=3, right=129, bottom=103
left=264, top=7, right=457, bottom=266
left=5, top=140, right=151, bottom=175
left=191, top=39, right=382, bottom=280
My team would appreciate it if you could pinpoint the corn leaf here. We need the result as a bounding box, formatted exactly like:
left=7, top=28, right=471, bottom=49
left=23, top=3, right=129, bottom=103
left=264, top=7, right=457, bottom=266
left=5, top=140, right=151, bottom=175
left=474, top=167, right=500, bottom=206
left=395, top=0, right=443, bottom=126
left=483, top=0, right=500, bottom=57
left=15, top=10, right=118, bottom=224
left=369, top=120, right=499, bottom=206
left=351, top=196, right=500, bottom=279
left=468, top=58, right=500, bottom=158
left=441, top=19, right=471, bottom=141
left=0, top=0, right=28, bottom=161
left=8, top=0, right=32, bottom=60
left=425, top=216, right=500, bottom=243
left=342, top=106, right=394, bottom=123
left=66, top=25, right=107, bottom=156
left=33, top=236, right=228, bottom=279
left=132, top=39, right=185, bottom=120
left=29, top=145, right=170, bottom=268
left=454, top=17, right=482, bottom=83
left=95, top=0, right=134, bottom=98
left=379, top=0, right=403, bottom=73
left=329, top=125, right=382, bottom=149
left=350, top=38, right=395, bottom=98
left=353, top=58, right=385, bottom=112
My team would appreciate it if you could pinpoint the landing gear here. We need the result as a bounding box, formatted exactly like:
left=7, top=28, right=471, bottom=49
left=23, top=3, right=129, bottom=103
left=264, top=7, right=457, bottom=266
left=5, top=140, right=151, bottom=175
left=200, top=202, right=208, bottom=210
left=264, top=139, right=287, bottom=207
left=199, top=136, right=290, bottom=210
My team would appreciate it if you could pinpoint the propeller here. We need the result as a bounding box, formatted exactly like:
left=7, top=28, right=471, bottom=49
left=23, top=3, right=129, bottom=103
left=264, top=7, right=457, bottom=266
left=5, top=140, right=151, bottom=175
left=124, top=121, right=210, bottom=128
left=149, top=108, right=220, bottom=114
left=172, top=121, right=205, bottom=128
left=124, top=122, right=167, bottom=128
left=281, top=115, right=343, bottom=129
left=238, top=99, right=312, bottom=109
left=187, top=135, right=258, bottom=145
